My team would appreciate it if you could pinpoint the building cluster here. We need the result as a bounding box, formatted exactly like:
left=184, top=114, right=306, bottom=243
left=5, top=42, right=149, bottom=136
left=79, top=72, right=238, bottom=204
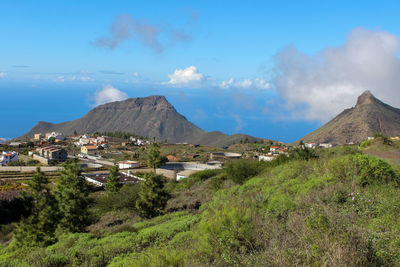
left=130, top=136, right=151, bottom=146
left=33, top=145, right=67, bottom=164
left=0, top=151, right=18, bottom=166
left=34, top=132, right=66, bottom=142
left=305, top=143, right=333, bottom=149
left=74, top=135, right=108, bottom=156
left=259, top=146, right=288, bottom=161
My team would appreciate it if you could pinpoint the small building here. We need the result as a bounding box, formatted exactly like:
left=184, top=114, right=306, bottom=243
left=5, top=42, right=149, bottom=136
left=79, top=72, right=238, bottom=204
left=118, top=160, right=140, bottom=169
left=259, top=155, right=276, bottom=162
left=35, top=145, right=67, bottom=163
left=34, top=133, right=44, bottom=140
left=81, top=145, right=98, bottom=155
left=176, top=170, right=198, bottom=181
left=305, top=143, right=318, bottom=149
left=270, top=146, right=280, bottom=152
left=0, top=151, right=18, bottom=165
left=9, top=142, right=22, bottom=147
left=319, top=143, right=333, bottom=148
left=206, top=161, right=224, bottom=167
left=79, top=138, right=91, bottom=146
left=209, top=152, right=242, bottom=160
left=47, top=132, right=65, bottom=141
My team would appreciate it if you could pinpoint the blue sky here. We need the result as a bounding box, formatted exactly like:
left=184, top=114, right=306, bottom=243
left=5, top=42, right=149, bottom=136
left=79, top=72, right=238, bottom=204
left=2, top=1, right=400, bottom=141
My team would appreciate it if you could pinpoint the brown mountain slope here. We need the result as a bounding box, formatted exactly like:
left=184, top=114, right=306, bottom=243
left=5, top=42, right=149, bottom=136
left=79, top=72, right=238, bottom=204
left=301, top=91, right=400, bottom=144
left=20, top=95, right=261, bottom=147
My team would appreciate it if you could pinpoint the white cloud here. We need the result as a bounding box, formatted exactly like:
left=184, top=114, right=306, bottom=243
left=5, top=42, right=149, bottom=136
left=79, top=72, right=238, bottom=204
left=0, top=72, right=7, bottom=78
left=165, top=66, right=204, bottom=87
left=80, top=76, right=94, bottom=82
left=33, top=75, right=40, bottom=80
left=231, top=113, right=244, bottom=131
left=57, top=76, right=65, bottom=82
left=273, top=27, right=400, bottom=121
left=220, top=77, right=270, bottom=90
left=132, top=72, right=140, bottom=77
left=93, top=84, right=129, bottom=106
left=220, top=78, right=234, bottom=88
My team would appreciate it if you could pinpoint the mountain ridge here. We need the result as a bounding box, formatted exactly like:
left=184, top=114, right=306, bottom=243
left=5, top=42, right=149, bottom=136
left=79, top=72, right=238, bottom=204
left=19, top=95, right=262, bottom=147
left=300, top=91, right=400, bottom=144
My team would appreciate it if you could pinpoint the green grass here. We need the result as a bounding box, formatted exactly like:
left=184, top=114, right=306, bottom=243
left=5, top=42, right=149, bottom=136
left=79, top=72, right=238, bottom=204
left=1, top=147, right=400, bottom=266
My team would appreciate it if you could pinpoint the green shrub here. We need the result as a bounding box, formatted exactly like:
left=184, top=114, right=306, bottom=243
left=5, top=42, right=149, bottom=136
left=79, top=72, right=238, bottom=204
left=197, top=203, right=260, bottom=265
left=225, top=159, right=262, bottom=184
left=331, top=154, right=399, bottom=186
left=190, top=169, right=222, bottom=181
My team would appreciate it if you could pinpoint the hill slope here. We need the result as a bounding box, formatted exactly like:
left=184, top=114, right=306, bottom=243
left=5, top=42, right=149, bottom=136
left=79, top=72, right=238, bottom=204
left=20, top=95, right=261, bottom=147
left=301, top=91, right=400, bottom=144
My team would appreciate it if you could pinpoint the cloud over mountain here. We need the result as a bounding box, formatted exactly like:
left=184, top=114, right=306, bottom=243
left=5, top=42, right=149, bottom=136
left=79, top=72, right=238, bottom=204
left=273, top=28, right=400, bottom=122
left=93, top=84, right=128, bottom=106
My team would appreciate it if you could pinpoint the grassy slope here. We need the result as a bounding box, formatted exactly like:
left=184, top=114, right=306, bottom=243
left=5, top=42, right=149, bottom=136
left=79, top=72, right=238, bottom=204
left=1, top=147, right=400, bottom=266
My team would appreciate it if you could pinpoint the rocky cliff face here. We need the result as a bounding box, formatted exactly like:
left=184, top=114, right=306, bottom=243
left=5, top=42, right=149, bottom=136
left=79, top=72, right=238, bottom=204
left=301, top=91, right=400, bottom=144
left=21, top=96, right=204, bottom=143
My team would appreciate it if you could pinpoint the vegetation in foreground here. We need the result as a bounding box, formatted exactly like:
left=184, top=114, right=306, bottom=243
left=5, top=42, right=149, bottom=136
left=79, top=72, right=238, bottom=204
left=0, top=146, right=399, bottom=266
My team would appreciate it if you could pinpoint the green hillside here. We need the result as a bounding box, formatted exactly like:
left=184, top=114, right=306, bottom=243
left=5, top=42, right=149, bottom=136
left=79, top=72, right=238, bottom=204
left=1, top=146, right=400, bottom=266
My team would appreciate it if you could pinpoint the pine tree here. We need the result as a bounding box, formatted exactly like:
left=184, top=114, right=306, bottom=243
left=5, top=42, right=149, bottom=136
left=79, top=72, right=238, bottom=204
left=135, top=172, right=170, bottom=218
left=105, top=165, right=120, bottom=193
left=147, top=143, right=166, bottom=173
left=55, top=160, right=90, bottom=232
left=14, top=167, right=59, bottom=247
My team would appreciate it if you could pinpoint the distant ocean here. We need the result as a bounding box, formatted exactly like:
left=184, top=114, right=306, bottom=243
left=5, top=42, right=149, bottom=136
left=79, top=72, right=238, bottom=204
left=1, top=84, right=93, bottom=139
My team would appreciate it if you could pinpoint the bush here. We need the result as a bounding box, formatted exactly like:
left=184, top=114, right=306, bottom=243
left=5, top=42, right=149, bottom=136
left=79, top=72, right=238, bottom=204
left=190, top=169, right=222, bottom=182
left=7, top=160, right=26, bottom=166
left=225, top=160, right=262, bottom=184
left=95, top=183, right=140, bottom=213
left=197, top=203, right=260, bottom=265
left=330, top=154, right=399, bottom=186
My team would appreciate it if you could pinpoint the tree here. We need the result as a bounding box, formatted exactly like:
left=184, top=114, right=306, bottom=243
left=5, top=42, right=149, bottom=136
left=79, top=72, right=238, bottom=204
left=136, top=172, right=170, bottom=218
left=55, top=160, right=90, bottom=232
left=14, top=167, right=59, bottom=247
left=147, top=143, right=166, bottom=173
left=225, top=160, right=261, bottom=184
left=105, top=165, right=120, bottom=193
left=48, top=137, right=56, bottom=144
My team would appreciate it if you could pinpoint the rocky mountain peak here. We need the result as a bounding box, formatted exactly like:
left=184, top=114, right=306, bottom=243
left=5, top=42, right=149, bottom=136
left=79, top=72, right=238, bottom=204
left=356, top=90, right=375, bottom=106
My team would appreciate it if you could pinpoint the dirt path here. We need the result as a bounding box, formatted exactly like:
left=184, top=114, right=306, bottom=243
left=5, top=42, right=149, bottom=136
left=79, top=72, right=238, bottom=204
left=363, top=149, right=400, bottom=165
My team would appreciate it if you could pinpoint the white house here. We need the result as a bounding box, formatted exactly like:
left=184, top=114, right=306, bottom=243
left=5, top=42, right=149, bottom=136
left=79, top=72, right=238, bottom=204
left=118, top=160, right=140, bottom=169
left=259, top=155, right=275, bottom=162
left=79, top=137, right=91, bottom=146
left=305, top=143, right=318, bottom=149
left=176, top=170, right=197, bottom=181
left=0, top=151, right=18, bottom=165
left=319, top=143, right=333, bottom=148
left=48, top=132, right=65, bottom=141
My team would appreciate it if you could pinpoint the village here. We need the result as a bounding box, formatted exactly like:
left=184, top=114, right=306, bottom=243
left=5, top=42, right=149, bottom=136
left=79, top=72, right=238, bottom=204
left=0, top=130, right=348, bottom=191
left=3, top=131, right=399, bottom=190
